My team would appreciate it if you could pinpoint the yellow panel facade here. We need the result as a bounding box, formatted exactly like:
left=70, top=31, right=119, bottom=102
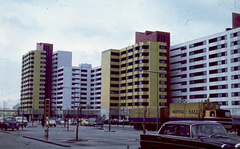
left=21, top=50, right=46, bottom=114
left=101, top=41, right=168, bottom=119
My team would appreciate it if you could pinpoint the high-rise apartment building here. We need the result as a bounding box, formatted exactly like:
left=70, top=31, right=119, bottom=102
left=51, top=51, right=102, bottom=118
left=21, top=43, right=53, bottom=120
left=169, top=13, right=240, bottom=119
left=101, top=31, right=170, bottom=119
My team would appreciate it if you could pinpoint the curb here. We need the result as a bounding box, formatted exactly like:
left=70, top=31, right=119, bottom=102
left=23, top=136, right=71, bottom=147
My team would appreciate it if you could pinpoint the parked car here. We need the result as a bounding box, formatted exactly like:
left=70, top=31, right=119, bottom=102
left=15, top=116, right=28, bottom=127
left=104, top=119, right=109, bottom=124
left=46, top=118, right=56, bottom=127
left=140, top=121, right=240, bottom=149
left=88, top=118, right=104, bottom=127
left=80, top=119, right=89, bottom=126
left=56, top=118, right=65, bottom=125
left=67, top=119, right=77, bottom=125
left=110, top=119, right=118, bottom=125
left=1, top=116, right=20, bottom=131
left=119, top=119, right=129, bottom=125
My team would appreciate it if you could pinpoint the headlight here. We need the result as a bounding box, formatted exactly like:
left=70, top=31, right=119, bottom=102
left=235, top=143, right=240, bottom=149
left=16, top=123, right=20, bottom=126
left=5, top=123, right=9, bottom=126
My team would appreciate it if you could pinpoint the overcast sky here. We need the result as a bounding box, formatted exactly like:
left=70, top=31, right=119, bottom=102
left=0, top=0, right=239, bottom=109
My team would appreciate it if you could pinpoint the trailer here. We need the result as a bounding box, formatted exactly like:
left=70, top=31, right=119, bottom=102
left=129, top=102, right=232, bottom=131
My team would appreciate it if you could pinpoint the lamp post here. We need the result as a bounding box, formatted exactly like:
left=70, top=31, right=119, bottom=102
left=136, top=69, right=167, bottom=131
left=76, top=92, right=82, bottom=140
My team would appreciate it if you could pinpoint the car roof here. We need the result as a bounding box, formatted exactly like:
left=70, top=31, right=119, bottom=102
left=163, top=120, right=222, bottom=125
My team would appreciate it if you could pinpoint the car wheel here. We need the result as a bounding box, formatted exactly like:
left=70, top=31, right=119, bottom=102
left=24, top=125, right=26, bottom=127
left=5, top=126, right=7, bottom=131
left=54, top=124, right=56, bottom=127
left=17, top=127, right=19, bottom=130
left=12, top=128, right=14, bottom=131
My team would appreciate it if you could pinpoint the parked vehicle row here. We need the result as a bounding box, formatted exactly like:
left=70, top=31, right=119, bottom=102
left=80, top=118, right=104, bottom=127
left=103, top=119, right=130, bottom=125
left=0, top=116, right=20, bottom=131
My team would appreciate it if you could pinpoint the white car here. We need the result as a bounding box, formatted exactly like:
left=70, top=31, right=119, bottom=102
left=15, top=117, right=28, bottom=127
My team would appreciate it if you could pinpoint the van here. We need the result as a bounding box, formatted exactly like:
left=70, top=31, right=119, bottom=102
left=15, top=117, right=28, bottom=127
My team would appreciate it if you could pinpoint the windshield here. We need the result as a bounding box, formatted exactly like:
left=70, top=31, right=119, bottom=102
left=216, top=110, right=231, bottom=118
left=5, top=117, right=16, bottom=121
left=16, top=117, right=27, bottom=120
left=191, top=124, right=229, bottom=138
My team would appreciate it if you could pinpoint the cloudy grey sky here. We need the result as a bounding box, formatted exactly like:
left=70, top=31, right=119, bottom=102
left=0, top=0, right=239, bottom=108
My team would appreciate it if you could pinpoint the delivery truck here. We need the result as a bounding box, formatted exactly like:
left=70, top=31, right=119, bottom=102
left=129, top=102, right=232, bottom=131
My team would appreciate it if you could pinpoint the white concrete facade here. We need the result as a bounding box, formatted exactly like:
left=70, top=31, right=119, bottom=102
left=170, top=27, right=240, bottom=118
left=51, top=51, right=101, bottom=118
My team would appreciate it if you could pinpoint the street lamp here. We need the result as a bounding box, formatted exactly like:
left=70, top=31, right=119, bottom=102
left=136, top=69, right=167, bottom=131
left=76, top=92, right=83, bottom=140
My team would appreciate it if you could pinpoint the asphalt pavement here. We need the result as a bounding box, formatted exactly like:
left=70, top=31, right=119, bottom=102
left=0, top=122, right=142, bottom=149
left=1, top=121, right=240, bottom=149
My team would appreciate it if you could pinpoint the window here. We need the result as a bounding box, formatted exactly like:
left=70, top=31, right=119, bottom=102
left=190, top=94, right=207, bottom=99
left=190, top=71, right=206, bottom=77
left=231, top=75, right=240, bottom=80
left=231, top=66, right=240, bottom=71
left=177, top=125, right=190, bottom=137
left=170, top=46, right=187, bottom=51
left=210, top=84, right=228, bottom=90
left=231, top=48, right=240, bottom=55
left=189, top=48, right=206, bottom=56
left=230, top=40, right=240, bottom=46
left=159, top=60, right=166, bottom=63
left=159, top=45, right=167, bottom=49
left=209, top=35, right=227, bottom=43
left=231, top=92, right=240, bottom=97
left=210, top=93, right=228, bottom=98
left=159, top=52, right=166, bottom=56
left=190, top=86, right=207, bottom=92
left=189, top=63, right=206, bottom=70
left=209, top=76, right=227, bottom=82
left=111, top=52, right=120, bottom=56
left=209, top=68, right=227, bottom=74
left=209, top=60, right=227, bottom=66
left=209, top=52, right=227, bottom=59
left=189, top=56, right=206, bottom=63
left=218, top=101, right=228, bottom=106
left=230, top=31, right=240, bottom=38
left=231, top=57, right=240, bottom=63
left=161, top=124, right=176, bottom=135
left=232, top=101, right=240, bottom=105
left=189, top=41, right=206, bottom=48
left=209, top=43, right=227, bottom=51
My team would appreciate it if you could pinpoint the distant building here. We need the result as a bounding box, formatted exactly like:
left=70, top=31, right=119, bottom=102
left=101, top=31, right=170, bottom=119
left=21, top=46, right=102, bottom=119
left=20, top=43, right=53, bottom=120
left=51, top=51, right=102, bottom=118
left=169, top=13, right=240, bottom=119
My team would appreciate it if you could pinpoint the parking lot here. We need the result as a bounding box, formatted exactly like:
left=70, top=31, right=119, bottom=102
left=1, top=121, right=240, bottom=149
left=0, top=121, right=143, bottom=149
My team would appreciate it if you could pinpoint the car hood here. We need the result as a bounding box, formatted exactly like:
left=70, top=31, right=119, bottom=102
left=200, top=137, right=240, bottom=148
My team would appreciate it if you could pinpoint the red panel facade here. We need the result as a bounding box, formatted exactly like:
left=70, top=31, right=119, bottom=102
left=232, top=12, right=240, bottom=29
